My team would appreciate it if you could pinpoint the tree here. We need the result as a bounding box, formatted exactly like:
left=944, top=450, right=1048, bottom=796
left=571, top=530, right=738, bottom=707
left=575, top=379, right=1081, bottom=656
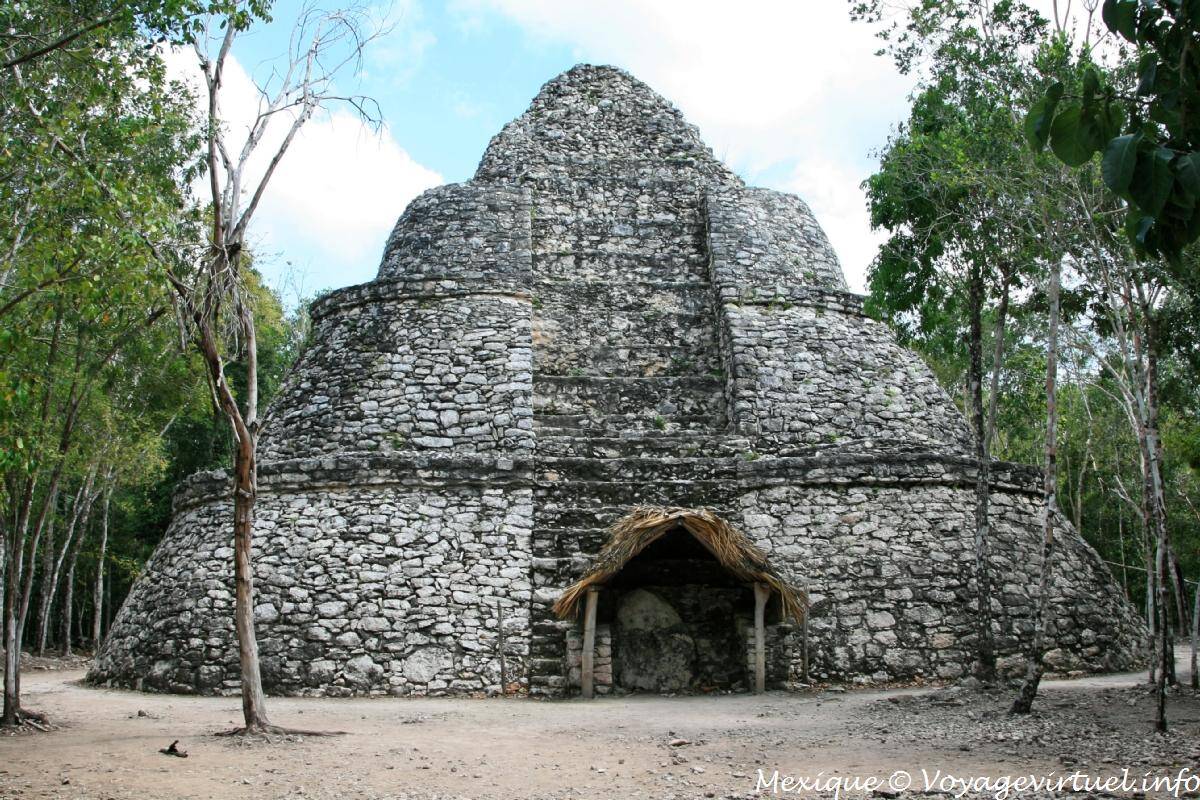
left=1011, top=251, right=1062, bottom=714
left=1, top=0, right=261, bottom=70
left=857, top=0, right=1055, bottom=681
left=161, top=3, right=382, bottom=735
left=0, top=0, right=199, bottom=726
left=856, top=1, right=1200, bottom=727
left=1025, top=0, right=1200, bottom=261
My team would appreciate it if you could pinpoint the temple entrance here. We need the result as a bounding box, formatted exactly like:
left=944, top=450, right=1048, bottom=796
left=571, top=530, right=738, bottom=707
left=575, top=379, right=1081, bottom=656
left=555, top=507, right=807, bottom=698
left=609, top=528, right=753, bottom=692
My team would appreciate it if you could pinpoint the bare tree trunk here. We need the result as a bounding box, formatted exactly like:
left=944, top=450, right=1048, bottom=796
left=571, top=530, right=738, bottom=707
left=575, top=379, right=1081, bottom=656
left=1191, top=581, right=1198, bottom=690
left=36, top=474, right=94, bottom=655
left=59, top=495, right=93, bottom=657
left=984, top=268, right=1011, bottom=448
left=3, top=476, right=33, bottom=724
left=968, top=262, right=995, bottom=682
left=232, top=433, right=269, bottom=729
left=1115, top=296, right=1170, bottom=721
left=1145, top=523, right=1156, bottom=684
left=161, top=6, right=383, bottom=737
left=2, top=508, right=22, bottom=726
left=1012, top=256, right=1060, bottom=715
left=33, top=498, right=57, bottom=655
left=92, top=484, right=111, bottom=648
left=1169, top=548, right=1189, bottom=639
left=1117, top=510, right=1129, bottom=597
left=1138, top=315, right=1171, bottom=728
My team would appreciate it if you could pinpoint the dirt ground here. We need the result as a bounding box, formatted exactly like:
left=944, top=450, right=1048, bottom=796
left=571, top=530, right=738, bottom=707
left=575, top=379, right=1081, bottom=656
left=1, top=653, right=1197, bottom=800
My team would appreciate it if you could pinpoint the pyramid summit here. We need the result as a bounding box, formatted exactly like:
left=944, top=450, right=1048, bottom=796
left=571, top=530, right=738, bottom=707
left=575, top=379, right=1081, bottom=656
left=90, top=65, right=1142, bottom=697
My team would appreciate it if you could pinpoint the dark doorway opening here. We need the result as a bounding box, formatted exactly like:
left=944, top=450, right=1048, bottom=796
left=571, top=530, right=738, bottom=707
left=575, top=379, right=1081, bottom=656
left=597, top=525, right=769, bottom=692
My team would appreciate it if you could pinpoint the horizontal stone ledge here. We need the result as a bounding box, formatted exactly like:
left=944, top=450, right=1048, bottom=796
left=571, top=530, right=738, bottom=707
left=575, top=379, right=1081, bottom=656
left=172, top=448, right=1043, bottom=512
left=717, top=284, right=867, bottom=315
left=738, top=451, right=1043, bottom=495
left=172, top=453, right=536, bottom=512
left=310, top=276, right=531, bottom=321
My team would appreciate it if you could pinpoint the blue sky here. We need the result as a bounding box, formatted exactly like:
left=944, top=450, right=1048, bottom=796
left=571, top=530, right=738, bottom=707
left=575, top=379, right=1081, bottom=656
left=177, top=1, right=1061, bottom=303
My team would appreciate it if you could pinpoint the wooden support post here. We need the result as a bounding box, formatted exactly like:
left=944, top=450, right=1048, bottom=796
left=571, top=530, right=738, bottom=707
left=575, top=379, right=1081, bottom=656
left=581, top=588, right=599, bottom=700
left=497, top=600, right=507, bottom=695
left=754, top=582, right=769, bottom=694
left=801, top=582, right=810, bottom=684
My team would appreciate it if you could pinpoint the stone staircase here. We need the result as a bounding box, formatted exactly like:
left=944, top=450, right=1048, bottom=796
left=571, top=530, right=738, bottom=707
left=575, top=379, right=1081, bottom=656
left=523, top=163, right=748, bottom=693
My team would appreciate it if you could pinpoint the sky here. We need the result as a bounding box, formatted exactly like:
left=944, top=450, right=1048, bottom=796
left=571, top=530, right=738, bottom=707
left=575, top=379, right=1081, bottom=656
left=170, top=0, right=1067, bottom=301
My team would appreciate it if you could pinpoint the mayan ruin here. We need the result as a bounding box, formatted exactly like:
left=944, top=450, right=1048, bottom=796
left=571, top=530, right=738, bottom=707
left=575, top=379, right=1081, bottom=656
left=85, top=65, right=1145, bottom=700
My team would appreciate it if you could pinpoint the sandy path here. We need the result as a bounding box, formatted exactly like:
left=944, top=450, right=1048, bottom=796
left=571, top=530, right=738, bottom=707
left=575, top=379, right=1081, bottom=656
left=1, top=655, right=1196, bottom=800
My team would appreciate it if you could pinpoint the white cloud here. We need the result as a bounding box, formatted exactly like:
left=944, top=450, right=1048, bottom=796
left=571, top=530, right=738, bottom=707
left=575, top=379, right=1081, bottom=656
left=448, top=0, right=914, bottom=292
left=783, top=160, right=884, bottom=294
left=162, top=45, right=442, bottom=299
left=364, top=0, right=438, bottom=87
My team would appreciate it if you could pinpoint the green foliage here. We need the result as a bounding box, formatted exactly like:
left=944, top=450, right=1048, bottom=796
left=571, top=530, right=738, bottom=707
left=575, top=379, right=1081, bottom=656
left=860, top=0, right=1055, bottom=392
left=856, top=0, right=1200, bottom=614
left=1024, top=0, right=1200, bottom=261
left=0, top=0, right=297, bottom=650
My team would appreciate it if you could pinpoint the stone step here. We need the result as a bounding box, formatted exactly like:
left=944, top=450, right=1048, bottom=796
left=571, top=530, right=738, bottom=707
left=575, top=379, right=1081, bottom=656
left=531, top=413, right=590, bottom=430
left=533, top=412, right=726, bottom=433
left=537, top=453, right=739, bottom=484
left=534, top=478, right=736, bottom=508
left=534, top=504, right=650, bottom=529
left=532, top=278, right=714, bottom=313
left=532, top=225, right=706, bottom=270
left=532, top=503, right=738, bottom=533
left=535, top=432, right=749, bottom=458
left=524, top=166, right=703, bottom=196
left=529, top=202, right=702, bottom=224
left=534, top=343, right=722, bottom=378
left=533, top=375, right=725, bottom=419
left=531, top=527, right=613, bottom=572
left=534, top=250, right=708, bottom=282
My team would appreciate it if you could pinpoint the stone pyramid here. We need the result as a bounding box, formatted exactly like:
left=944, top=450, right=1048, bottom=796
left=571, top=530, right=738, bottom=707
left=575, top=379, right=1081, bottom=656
left=91, top=65, right=1143, bottom=697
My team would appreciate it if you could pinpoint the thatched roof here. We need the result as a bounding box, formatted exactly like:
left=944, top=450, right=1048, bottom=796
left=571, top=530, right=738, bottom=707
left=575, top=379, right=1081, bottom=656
left=552, top=506, right=808, bottom=623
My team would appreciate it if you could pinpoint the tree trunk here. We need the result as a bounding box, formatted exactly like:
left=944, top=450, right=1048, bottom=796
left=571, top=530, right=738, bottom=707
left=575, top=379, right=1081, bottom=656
left=1141, top=318, right=1171, bottom=728
left=59, top=497, right=92, bottom=657
left=2, top=511, right=21, bottom=726
left=1011, top=255, right=1060, bottom=715
left=1190, top=580, right=1198, bottom=690
left=92, top=485, right=111, bottom=648
left=8, top=472, right=65, bottom=725
left=231, top=433, right=270, bottom=729
left=1169, top=547, right=1189, bottom=638
left=968, top=263, right=995, bottom=681
left=984, top=268, right=1011, bottom=448
left=37, top=475, right=94, bottom=655
left=34, top=501, right=57, bottom=655
left=2, top=475, right=35, bottom=726
left=1145, top=523, right=1156, bottom=684
left=36, top=479, right=91, bottom=653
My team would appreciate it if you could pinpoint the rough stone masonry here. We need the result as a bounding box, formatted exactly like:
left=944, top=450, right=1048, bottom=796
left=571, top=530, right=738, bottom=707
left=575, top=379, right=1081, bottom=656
left=89, top=64, right=1145, bottom=698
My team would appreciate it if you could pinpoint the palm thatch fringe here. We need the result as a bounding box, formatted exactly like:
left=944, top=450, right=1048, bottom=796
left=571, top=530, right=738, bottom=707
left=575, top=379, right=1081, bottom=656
left=552, top=505, right=808, bottom=623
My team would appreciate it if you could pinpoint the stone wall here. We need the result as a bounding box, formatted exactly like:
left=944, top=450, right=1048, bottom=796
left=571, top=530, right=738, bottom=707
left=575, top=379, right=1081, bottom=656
left=735, top=458, right=1145, bottom=682
left=743, top=624, right=799, bottom=689
left=713, top=296, right=975, bottom=455
left=566, top=625, right=613, bottom=694
left=376, top=183, right=532, bottom=282
left=90, top=456, right=534, bottom=696
left=260, top=282, right=533, bottom=462
left=474, top=66, right=740, bottom=188
left=707, top=187, right=847, bottom=292
left=93, top=63, right=1147, bottom=700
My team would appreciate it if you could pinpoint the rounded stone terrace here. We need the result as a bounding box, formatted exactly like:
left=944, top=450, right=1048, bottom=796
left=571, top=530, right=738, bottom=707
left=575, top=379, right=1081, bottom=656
left=88, top=64, right=1146, bottom=698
